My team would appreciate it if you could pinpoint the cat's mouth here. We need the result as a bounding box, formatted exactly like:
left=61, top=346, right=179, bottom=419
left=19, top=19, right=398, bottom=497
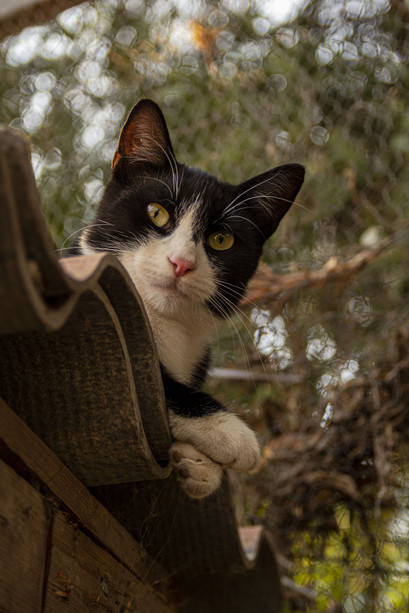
left=151, top=278, right=188, bottom=298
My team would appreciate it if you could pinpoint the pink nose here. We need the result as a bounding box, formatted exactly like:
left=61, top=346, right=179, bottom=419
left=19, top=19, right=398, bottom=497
left=169, top=256, right=195, bottom=277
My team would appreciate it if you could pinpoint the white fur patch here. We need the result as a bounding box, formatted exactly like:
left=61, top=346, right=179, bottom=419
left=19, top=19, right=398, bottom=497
left=169, top=410, right=260, bottom=472
left=117, top=206, right=218, bottom=384
left=78, top=228, right=98, bottom=256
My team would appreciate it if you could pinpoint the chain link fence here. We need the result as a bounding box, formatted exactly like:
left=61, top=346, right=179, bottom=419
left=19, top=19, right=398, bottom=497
left=1, top=0, right=408, bottom=610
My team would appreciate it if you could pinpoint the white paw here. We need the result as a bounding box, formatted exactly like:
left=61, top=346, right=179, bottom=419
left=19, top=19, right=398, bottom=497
left=170, top=441, right=223, bottom=499
left=169, top=411, right=260, bottom=473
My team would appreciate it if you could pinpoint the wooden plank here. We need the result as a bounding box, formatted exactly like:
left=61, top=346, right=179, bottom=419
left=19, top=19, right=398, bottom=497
left=0, top=398, right=168, bottom=587
left=44, top=512, right=174, bottom=613
left=0, top=459, right=48, bottom=613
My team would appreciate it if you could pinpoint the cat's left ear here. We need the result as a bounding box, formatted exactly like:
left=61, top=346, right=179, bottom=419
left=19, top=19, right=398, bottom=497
left=236, top=163, right=305, bottom=240
left=112, top=98, right=175, bottom=170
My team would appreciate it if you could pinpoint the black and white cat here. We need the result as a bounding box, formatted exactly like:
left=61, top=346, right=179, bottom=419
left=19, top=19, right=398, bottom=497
left=77, top=99, right=304, bottom=498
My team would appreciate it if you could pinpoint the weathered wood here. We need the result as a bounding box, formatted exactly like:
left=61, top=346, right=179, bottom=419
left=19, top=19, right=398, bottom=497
left=44, top=512, right=174, bottom=613
left=0, top=418, right=175, bottom=612
left=0, top=398, right=169, bottom=588
left=0, top=460, right=48, bottom=613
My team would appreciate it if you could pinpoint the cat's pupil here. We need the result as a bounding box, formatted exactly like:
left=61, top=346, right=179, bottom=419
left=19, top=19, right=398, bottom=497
left=147, top=203, right=169, bottom=228
left=208, top=231, right=235, bottom=251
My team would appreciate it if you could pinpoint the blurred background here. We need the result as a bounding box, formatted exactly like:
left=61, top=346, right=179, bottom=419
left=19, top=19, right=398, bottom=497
left=1, top=0, right=408, bottom=610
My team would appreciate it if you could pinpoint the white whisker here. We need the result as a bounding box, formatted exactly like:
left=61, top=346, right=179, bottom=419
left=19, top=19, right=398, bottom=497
left=207, top=292, right=261, bottom=389
left=132, top=174, right=174, bottom=198
left=155, top=141, right=180, bottom=198
left=59, top=220, right=120, bottom=254
left=211, top=277, right=276, bottom=376
left=222, top=175, right=278, bottom=218
left=225, top=214, right=266, bottom=238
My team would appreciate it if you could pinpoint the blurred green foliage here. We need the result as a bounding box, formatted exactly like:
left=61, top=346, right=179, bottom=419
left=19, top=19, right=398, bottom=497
left=1, top=0, right=409, bottom=610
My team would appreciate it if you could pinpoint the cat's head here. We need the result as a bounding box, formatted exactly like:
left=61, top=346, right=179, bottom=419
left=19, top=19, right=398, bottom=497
left=81, top=99, right=304, bottom=321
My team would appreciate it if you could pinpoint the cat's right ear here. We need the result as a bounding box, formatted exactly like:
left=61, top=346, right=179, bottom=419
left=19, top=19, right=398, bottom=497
left=112, top=99, right=175, bottom=171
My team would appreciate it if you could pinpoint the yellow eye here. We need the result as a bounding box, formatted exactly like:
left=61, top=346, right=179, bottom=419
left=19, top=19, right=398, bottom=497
left=147, top=203, right=170, bottom=228
left=207, top=231, right=235, bottom=251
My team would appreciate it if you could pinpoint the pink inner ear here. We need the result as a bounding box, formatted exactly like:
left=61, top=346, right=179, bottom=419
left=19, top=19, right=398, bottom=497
left=112, top=149, right=121, bottom=168
left=112, top=100, right=172, bottom=168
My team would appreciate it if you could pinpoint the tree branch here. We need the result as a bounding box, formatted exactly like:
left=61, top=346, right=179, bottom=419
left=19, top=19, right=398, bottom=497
left=243, top=229, right=407, bottom=307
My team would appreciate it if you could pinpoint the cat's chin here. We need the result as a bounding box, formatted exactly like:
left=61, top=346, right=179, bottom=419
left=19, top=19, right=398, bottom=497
left=151, top=279, right=185, bottom=296
left=144, top=274, right=211, bottom=310
left=139, top=282, right=192, bottom=316
left=141, top=283, right=215, bottom=336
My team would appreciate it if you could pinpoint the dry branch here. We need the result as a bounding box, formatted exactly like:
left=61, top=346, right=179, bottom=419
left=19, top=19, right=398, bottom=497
left=243, top=231, right=405, bottom=307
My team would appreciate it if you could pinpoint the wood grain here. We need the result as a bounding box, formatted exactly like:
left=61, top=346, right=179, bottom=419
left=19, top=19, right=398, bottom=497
left=0, top=460, right=48, bottom=613
left=44, top=512, right=174, bottom=613
left=0, top=398, right=168, bottom=588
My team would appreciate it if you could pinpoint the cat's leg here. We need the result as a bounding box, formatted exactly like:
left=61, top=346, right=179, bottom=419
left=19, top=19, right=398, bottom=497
left=169, top=441, right=223, bottom=499
left=161, top=369, right=261, bottom=493
left=169, top=409, right=260, bottom=473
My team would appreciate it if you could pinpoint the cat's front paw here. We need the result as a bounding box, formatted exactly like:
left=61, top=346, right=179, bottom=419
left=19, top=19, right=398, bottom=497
left=170, top=441, right=223, bottom=499
left=169, top=411, right=260, bottom=473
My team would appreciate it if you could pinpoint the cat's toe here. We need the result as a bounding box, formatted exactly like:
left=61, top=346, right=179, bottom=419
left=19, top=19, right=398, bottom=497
left=169, top=411, right=261, bottom=473
left=170, top=442, right=223, bottom=499
left=226, top=425, right=260, bottom=472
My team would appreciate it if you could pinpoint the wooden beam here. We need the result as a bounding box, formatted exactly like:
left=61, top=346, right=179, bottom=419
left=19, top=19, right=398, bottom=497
left=0, top=460, right=48, bottom=613
left=0, top=398, right=170, bottom=589
left=44, top=512, right=174, bottom=612
left=0, top=455, right=175, bottom=612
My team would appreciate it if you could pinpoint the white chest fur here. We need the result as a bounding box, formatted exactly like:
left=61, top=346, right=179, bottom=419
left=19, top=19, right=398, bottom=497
left=118, top=206, right=218, bottom=384
left=147, top=308, right=212, bottom=384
